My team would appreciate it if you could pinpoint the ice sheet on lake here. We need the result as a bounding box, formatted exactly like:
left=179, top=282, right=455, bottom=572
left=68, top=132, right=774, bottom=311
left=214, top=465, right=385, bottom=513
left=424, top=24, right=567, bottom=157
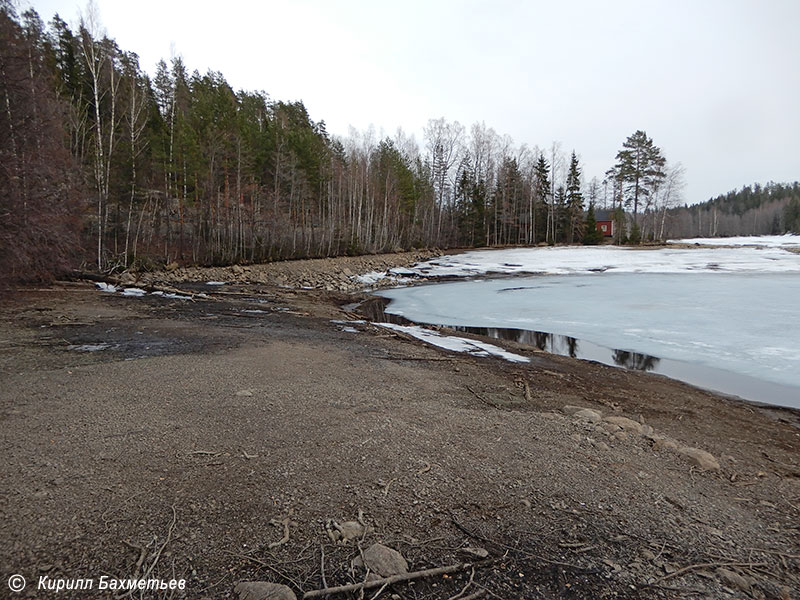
left=669, top=234, right=800, bottom=247
left=375, top=322, right=529, bottom=363
left=402, top=245, right=800, bottom=278
left=377, top=272, right=800, bottom=393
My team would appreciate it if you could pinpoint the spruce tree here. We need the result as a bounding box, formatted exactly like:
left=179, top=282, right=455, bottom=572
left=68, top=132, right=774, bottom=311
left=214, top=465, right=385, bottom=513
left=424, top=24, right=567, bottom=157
left=583, top=203, right=603, bottom=245
left=565, top=151, right=584, bottom=243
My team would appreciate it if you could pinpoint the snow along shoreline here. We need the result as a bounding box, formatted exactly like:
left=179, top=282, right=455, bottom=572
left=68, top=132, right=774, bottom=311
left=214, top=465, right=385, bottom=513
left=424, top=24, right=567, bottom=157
left=356, top=241, right=800, bottom=285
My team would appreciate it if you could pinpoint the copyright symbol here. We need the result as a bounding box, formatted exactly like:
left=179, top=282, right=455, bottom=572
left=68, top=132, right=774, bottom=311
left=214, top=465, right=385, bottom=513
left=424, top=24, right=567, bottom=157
left=8, top=574, right=26, bottom=592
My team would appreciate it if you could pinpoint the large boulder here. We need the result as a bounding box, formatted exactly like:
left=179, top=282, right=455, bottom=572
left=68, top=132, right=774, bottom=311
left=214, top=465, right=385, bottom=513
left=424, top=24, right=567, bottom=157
left=353, top=543, right=409, bottom=577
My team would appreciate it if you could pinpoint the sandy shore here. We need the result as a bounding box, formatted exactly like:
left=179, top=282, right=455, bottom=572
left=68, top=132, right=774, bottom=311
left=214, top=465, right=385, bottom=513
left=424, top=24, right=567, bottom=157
left=1, top=254, right=798, bottom=599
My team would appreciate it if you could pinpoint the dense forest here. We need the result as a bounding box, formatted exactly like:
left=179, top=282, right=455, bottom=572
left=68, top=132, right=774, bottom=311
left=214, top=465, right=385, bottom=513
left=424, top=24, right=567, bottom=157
left=1, top=5, right=794, bottom=286
left=664, top=182, right=800, bottom=239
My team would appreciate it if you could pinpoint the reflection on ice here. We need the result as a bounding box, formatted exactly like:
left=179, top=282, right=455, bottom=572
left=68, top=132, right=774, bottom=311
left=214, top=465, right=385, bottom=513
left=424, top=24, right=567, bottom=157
left=376, top=272, right=800, bottom=409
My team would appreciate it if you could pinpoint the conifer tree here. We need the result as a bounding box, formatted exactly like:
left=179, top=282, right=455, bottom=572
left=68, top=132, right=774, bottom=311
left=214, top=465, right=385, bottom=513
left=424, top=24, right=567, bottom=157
left=565, top=151, right=584, bottom=243
left=614, top=130, right=665, bottom=225
left=583, top=203, right=603, bottom=245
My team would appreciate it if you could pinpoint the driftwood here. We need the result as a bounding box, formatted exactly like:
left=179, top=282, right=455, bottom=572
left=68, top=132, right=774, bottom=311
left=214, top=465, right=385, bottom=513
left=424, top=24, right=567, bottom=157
left=302, top=560, right=494, bottom=599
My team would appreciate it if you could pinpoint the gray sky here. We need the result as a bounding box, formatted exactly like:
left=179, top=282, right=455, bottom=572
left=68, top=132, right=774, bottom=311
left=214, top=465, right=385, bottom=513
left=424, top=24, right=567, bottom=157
left=25, top=0, right=800, bottom=204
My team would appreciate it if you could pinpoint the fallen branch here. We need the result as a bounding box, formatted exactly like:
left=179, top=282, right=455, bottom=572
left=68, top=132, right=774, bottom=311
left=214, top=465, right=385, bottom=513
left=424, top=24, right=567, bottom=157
left=655, top=561, right=768, bottom=583
left=223, top=551, right=302, bottom=590
left=269, top=512, right=294, bottom=549
left=465, top=385, right=503, bottom=410
left=303, top=560, right=495, bottom=599
left=450, top=513, right=584, bottom=570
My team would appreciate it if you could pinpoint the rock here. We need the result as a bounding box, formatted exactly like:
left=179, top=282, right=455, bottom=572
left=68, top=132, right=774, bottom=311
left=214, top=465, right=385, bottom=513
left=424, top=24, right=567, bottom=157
left=678, top=446, right=721, bottom=470
left=235, top=389, right=254, bottom=397
left=460, top=546, right=489, bottom=559
left=613, top=431, right=629, bottom=442
left=573, top=408, right=602, bottom=422
left=595, top=441, right=610, bottom=451
left=165, top=261, right=179, bottom=272
left=353, top=543, right=408, bottom=577
left=325, top=519, right=371, bottom=544
left=235, top=581, right=296, bottom=600
left=717, top=568, right=750, bottom=591
left=598, top=421, right=622, bottom=435
left=652, top=437, right=679, bottom=452
left=603, top=416, right=643, bottom=435
left=561, top=405, right=593, bottom=415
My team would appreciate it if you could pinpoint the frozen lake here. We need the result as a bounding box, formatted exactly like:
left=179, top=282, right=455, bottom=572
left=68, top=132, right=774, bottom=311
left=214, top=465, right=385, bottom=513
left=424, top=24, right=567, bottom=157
left=377, top=272, right=800, bottom=409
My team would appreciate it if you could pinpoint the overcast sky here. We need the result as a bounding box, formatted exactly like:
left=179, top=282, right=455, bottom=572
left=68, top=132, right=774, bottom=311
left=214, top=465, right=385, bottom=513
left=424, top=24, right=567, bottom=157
left=24, top=0, right=800, bottom=204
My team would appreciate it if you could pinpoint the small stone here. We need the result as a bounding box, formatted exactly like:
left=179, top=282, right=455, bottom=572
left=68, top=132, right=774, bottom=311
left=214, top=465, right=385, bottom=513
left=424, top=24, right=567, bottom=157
left=573, top=408, right=602, bottom=422
left=353, top=543, right=408, bottom=577
left=561, top=405, right=593, bottom=415
left=235, top=581, right=296, bottom=600
left=717, top=568, right=750, bottom=591
left=235, top=389, right=254, bottom=397
left=677, top=446, right=721, bottom=470
left=599, top=422, right=622, bottom=435
left=613, top=431, right=629, bottom=441
left=595, top=441, right=610, bottom=451
left=603, top=416, right=643, bottom=435
left=652, top=437, right=679, bottom=452
left=460, top=546, right=489, bottom=559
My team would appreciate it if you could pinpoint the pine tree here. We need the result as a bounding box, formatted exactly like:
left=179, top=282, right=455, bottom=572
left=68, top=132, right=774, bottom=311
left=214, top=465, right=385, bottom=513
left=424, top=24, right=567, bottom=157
left=614, top=130, right=666, bottom=225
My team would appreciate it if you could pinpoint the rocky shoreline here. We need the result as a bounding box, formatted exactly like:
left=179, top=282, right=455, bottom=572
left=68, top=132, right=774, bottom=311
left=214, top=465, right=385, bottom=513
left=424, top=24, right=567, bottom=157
left=126, top=249, right=445, bottom=292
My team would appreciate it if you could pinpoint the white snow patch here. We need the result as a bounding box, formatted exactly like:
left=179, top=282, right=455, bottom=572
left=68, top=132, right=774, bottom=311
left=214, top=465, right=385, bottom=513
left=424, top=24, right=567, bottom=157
left=669, top=234, right=800, bottom=248
left=241, top=309, right=266, bottom=314
left=403, top=245, right=800, bottom=278
left=375, top=322, right=528, bottom=363
left=356, top=271, right=388, bottom=285
left=95, top=282, right=117, bottom=293
left=151, top=291, right=193, bottom=300
left=206, top=281, right=226, bottom=285
left=339, top=326, right=360, bottom=333
left=330, top=319, right=366, bottom=324
left=121, top=287, right=147, bottom=297
left=68, top=343, right=111, bottom=352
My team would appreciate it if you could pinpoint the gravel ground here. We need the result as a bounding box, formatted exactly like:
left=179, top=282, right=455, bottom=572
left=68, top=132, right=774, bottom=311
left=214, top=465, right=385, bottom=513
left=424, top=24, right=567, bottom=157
left=1, top=256, right=798, bottom=600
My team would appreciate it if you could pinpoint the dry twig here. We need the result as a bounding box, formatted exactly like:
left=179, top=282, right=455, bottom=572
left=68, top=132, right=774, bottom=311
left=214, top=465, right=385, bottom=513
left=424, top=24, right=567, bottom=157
left=303, top=561, right=493, bottom=599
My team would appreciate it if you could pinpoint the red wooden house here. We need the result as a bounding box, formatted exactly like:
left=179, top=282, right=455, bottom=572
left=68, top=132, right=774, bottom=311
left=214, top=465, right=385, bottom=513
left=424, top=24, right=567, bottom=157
left=594, top=209, right=615, bottom=237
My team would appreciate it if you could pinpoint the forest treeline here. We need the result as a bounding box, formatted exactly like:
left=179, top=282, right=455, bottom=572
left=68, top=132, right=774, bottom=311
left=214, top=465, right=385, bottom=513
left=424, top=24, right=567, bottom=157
left=0, top=4, right=681, bottom=283
left=664, top=182, right=800, bottom=238
left=2, top=5, right=793, bottom=285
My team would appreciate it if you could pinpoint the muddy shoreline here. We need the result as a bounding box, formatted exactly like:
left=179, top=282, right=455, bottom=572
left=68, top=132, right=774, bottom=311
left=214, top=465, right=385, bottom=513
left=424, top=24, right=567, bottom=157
left=1, top=252, right=799, bottom=599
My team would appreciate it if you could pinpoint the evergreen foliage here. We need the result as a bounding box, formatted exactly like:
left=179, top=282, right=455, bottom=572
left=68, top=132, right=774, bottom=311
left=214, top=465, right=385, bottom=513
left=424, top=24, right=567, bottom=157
left=582, top=203, right=603, bottom=245
left=0, top=7, right=718, bottom=282
left=664, top=182, right=800, bottom=238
